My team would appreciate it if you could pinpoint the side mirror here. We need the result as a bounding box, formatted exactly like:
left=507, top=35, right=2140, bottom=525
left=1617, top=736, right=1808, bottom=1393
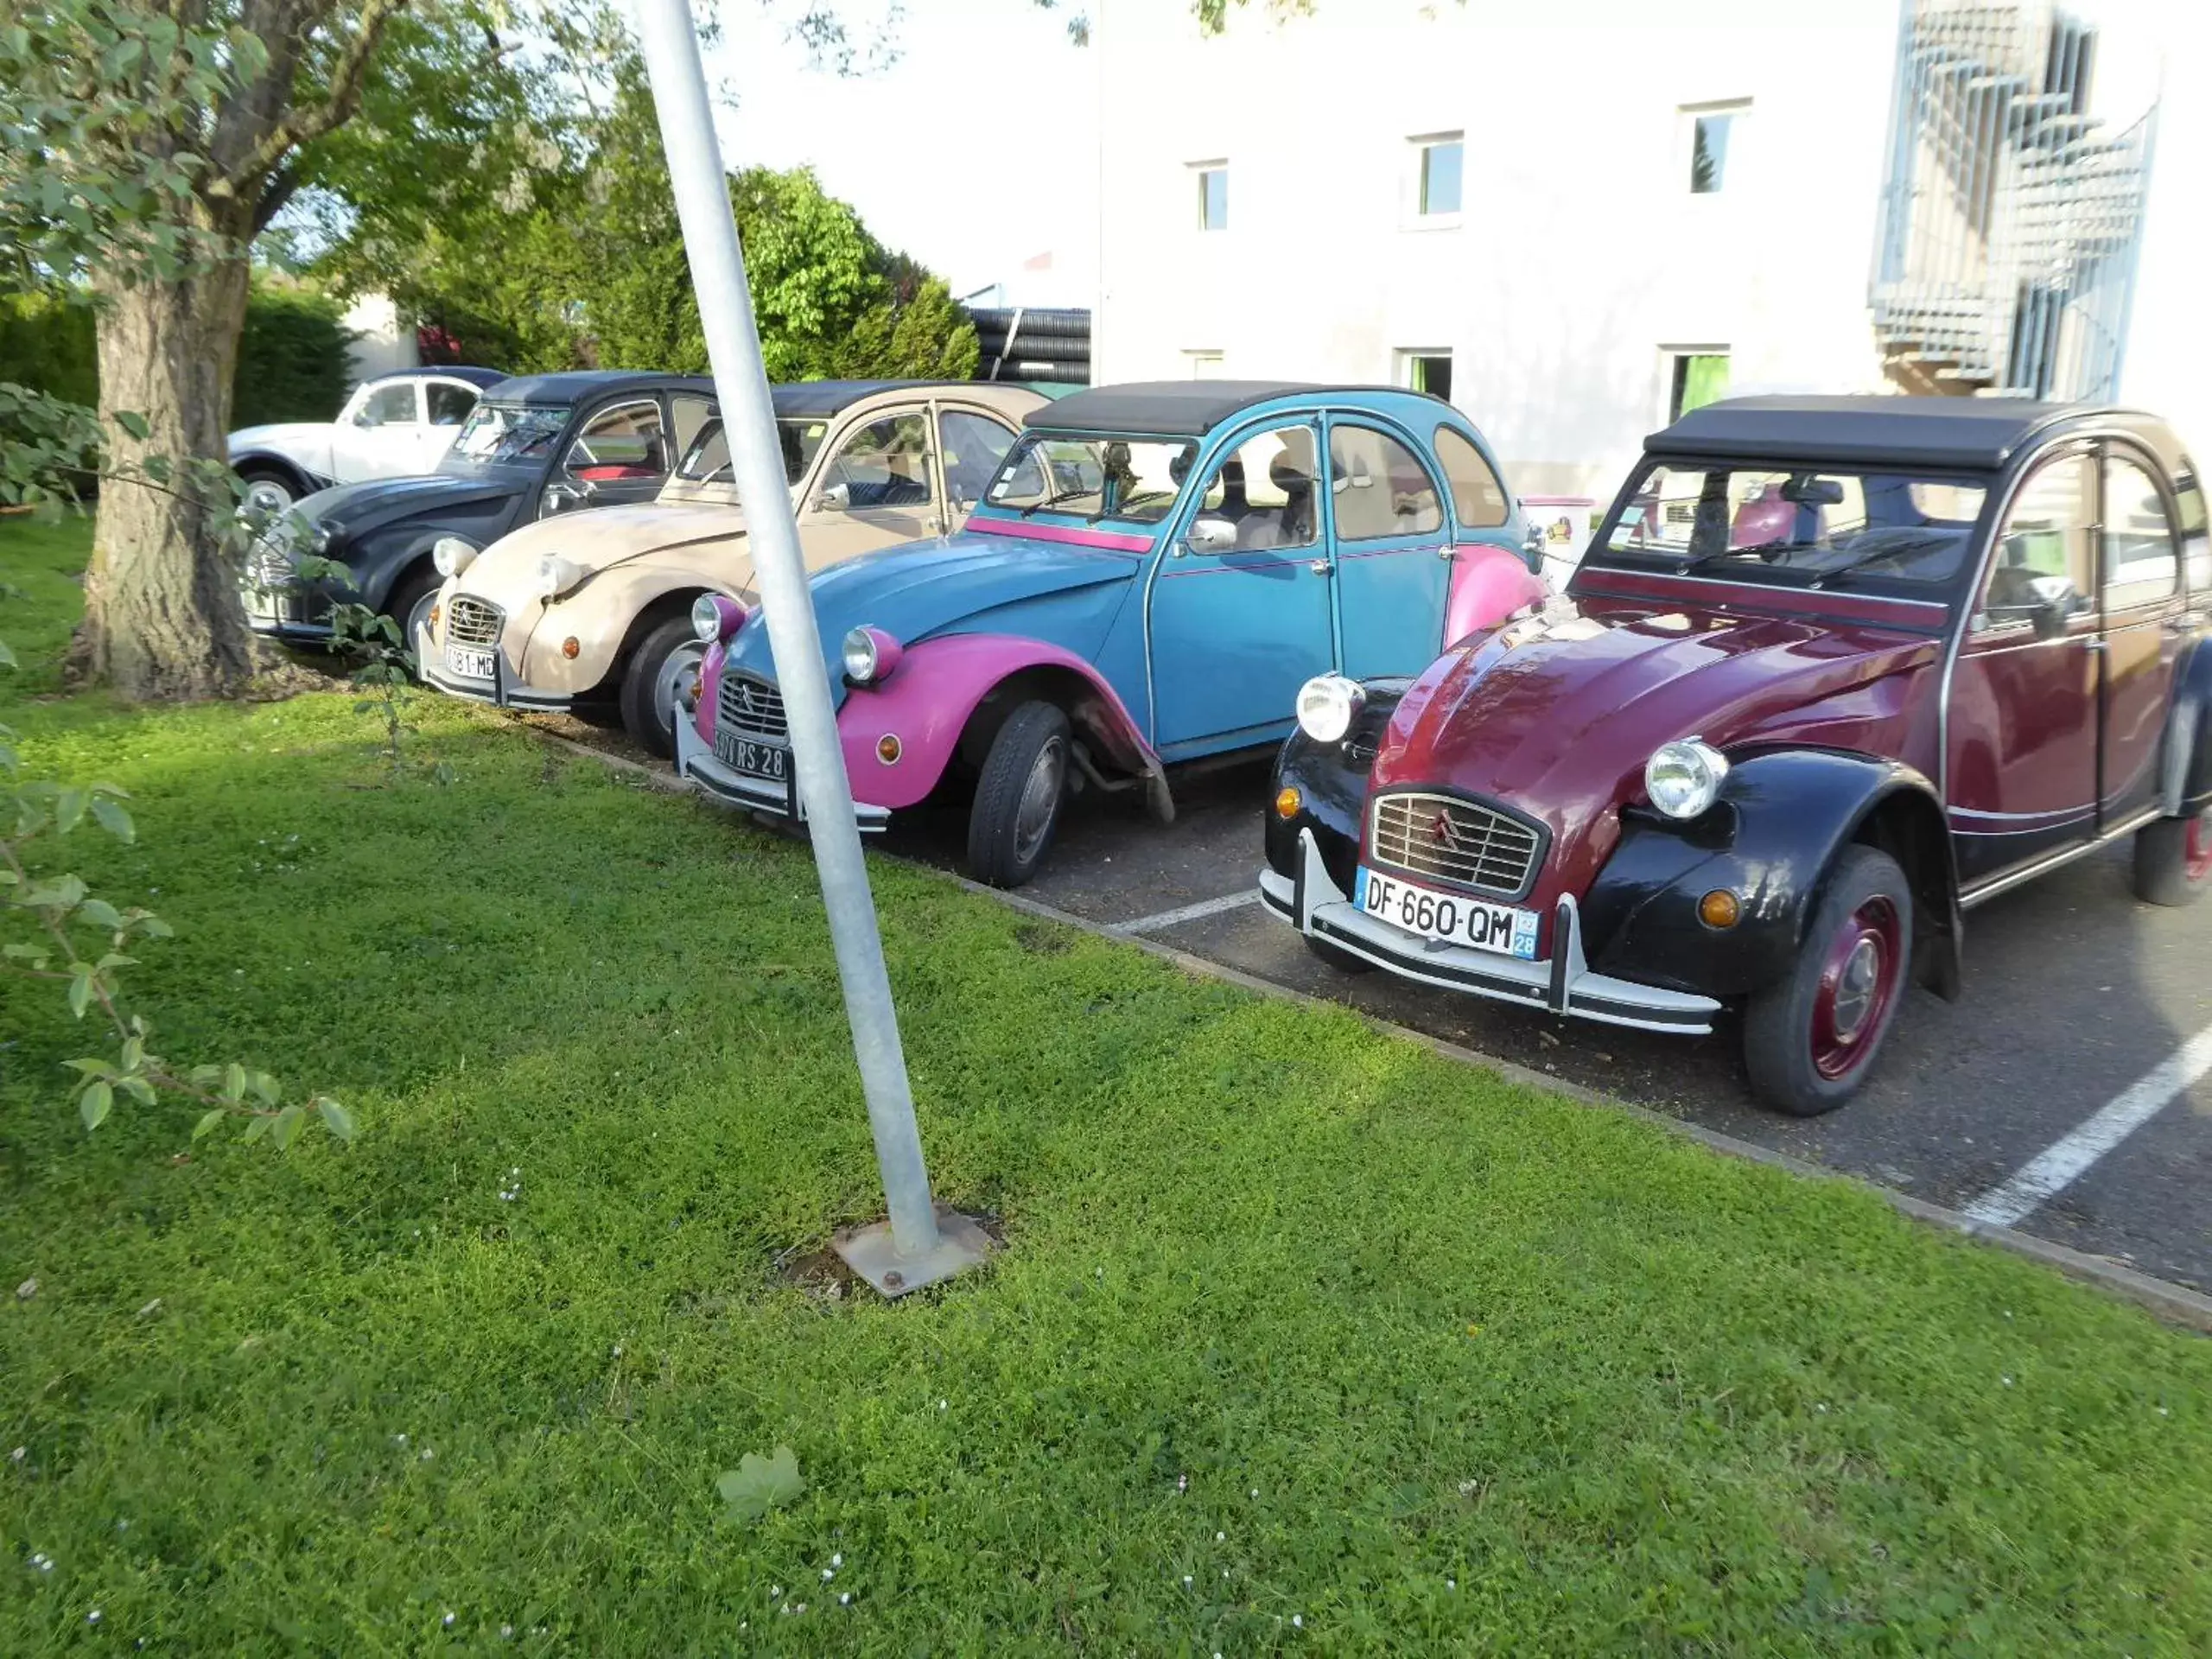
left=1180, top=517, right=1237, bottom=556
left=815, top=480, right=852, bottom=513
left=2027, top=573, right=2082, bottom=639
left=354, top=410, right=380, bottom=429
left=542, top=480, right=597, bottom=516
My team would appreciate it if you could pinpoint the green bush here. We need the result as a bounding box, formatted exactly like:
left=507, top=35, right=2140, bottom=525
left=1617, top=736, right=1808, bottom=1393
left=0, top=283, right=357, bottom=427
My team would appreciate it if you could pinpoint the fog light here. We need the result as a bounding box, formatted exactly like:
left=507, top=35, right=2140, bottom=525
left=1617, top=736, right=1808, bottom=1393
left=876, top=734, right=901, bottom=765
left=1274, top=786, right=1302, bottom=819
left=1699, top=888, right=1741, bottom=929
left=562, top=636, right=581, bottom=659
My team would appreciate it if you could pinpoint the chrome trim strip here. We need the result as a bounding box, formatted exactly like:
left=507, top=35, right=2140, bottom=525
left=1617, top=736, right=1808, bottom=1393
left=1957, top=805, right=2162, bottom=909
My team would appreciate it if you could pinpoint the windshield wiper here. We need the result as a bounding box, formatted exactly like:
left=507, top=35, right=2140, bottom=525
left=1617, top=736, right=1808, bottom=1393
left=1018, top=487, right=1096, bottom=518
left=1803, top=539, right=1940, bottom=589
left=1672, top=543, right=1784, bottom=579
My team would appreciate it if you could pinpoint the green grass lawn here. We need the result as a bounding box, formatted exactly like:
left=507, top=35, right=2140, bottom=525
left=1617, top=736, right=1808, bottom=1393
left=3, top=515, right=2210, bottom=1654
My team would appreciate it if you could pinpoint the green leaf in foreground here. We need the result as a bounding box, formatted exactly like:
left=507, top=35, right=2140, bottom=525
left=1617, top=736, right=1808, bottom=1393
left=716, top=1446, right=804, bottom=1522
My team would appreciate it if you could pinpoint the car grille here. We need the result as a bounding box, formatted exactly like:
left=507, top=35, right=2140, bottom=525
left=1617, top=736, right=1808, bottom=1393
left=445, top=595, right=502, bottom=648
left=1368, top=791, right=1542, bottom=899
left=249, top=539, right=294, bottom=591
left=717, top=673, right=788, bottom=741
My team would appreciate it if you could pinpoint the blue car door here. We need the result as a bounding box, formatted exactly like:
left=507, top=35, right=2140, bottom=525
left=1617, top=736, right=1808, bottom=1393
left=1147, top=419, right=1338, bottom=753
left=1325, top=416, right=1452, bottom=679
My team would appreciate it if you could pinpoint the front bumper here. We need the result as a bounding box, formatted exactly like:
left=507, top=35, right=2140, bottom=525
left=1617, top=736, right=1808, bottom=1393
left=1260, top=828, right=1720, bottom=1035
left=671, top=686, right=891, bottom=831
left=412, top=618, right=575, bottom=711
left=244, top=587, right=336, bottom=644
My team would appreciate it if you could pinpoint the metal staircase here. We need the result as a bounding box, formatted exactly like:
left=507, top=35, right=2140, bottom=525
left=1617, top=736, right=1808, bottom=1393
left=1870, top=1, right=2155, bottom=399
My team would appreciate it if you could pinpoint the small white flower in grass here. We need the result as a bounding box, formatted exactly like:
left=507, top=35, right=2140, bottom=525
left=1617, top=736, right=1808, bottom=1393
left=1182, top=1574, right=1192, bottom=1586
left=1222, top=1569, right=1230, bottom=1580
left=89, top=1610, right=102, bottom=1624
left=442, top=1611, right=455, bottom=1628
left=1176, top=1473, right=1187, bottom=1492
left=770, top=1586, right=783, bottom=1600
left=822, top=1567, right=835, bottom=1581
left=421, top=1447, right=435, bottom=1461
left=839, top=1592, right=851, bottom=1606
left=10, top=1446, right=23, bottom=1463
left=938, top=1399, right=948, bottom=1412
left=394, top=1433, right=407, bottom=1446
left=1215, top=1531, right=1224, bottom=1542
left=2002, top=1376, right=2014, bottom=1387
left=795, top=1603, right=806, bottom=1615
left=501, top=1625, right=513, bottom=1639
left=830, top=1553, right=842, bottom=1568
left=1446, top=1578, right=1457, bottom=1591
left=1249, top=1488, right=1258, bottom=1499
left=1815, top=1403, right=1828, bottom=1414
left=2159, top=1407, right=2171, bottom=1416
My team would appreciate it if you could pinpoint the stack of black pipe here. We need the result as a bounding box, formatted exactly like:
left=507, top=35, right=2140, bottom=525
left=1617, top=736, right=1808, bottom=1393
left=967, top=307, right=1090, bottom=385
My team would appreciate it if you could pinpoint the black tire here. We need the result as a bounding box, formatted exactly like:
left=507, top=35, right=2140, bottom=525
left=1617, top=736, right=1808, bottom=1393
left=1304, top=935, right=1376, bottom=976
left=966, top=701, right=1071, bottom=888
left=237, top=464, right=300, bottom=516
left=2132, top=810, right=2212, bottom=907
left=1742, top=845, right=1914, bottom=1116
left=620, top=616, right=706, bottom=759
left=386, top=566, right=440, bottom=671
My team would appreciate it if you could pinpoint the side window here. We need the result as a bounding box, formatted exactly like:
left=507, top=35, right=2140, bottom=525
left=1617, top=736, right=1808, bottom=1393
left=356, top=382, right=419, bottom=428
left=2177, top=456, right=2209, bottom=596
left=564, top=399, right=669, bottom=480
left=1195, top=425, right=1319, bottom=552
left=426, top=381, right=477, bottom=427
left=939, top=411, right=1018, bottom=507
left=2103, top=452, right=2178, bottom=611
left=671, top=394, right=716, bottom=458
left=1433, top=425, right=1508, bottom=529
left=1975, top=452, right=2094, bottom=634
left=1329, top=425, right=1443, bottom=541
left=821, top=414, right=932, bottom=509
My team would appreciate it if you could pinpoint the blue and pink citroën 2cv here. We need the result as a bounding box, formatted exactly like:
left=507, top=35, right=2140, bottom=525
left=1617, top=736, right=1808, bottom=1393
left=674, top=380, right=1545, bottom=887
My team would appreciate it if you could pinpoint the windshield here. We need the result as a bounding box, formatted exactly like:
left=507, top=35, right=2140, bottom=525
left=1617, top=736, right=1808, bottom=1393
left=984, top=433, right=1197, bottom=525
left=675, top=416, right=830, bottom=488
left=1593, top=462, right=1990, bottom=590
left=449, top=402, right=569, bottom=467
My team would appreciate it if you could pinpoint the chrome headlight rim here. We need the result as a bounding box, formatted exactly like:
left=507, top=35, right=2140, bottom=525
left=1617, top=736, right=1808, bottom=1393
left=691, top=592, right=747, bottom=643
left=1644, top=736, right=1730, bottom=820
left=534, top=553, right=587, bottom=601
left=431, top=536, right=479, bottom=579
left=842, top=625, right=903, bottom=685
left=1294, top=674, right=1366, bottom=745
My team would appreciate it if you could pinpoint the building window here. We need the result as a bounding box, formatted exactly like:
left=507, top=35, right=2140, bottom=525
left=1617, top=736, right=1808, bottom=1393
left=1666, top=350, right=1730, bottom=422
left=1686, top=104, right=1747, bottom=194
left=1398, top=350, right=1453, bottom=404
left=1185, top=351, right=1224, bottom=380
left=1415, top=136, right=1463, bottom=218
left=1193, top=163, right=1228, bottom=231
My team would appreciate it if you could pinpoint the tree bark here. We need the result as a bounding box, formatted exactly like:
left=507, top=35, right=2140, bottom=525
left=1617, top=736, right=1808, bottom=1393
left=79, top=257, right=258, bottom=700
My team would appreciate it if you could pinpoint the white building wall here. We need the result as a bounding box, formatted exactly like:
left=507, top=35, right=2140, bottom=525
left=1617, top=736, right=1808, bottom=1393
left=1095, top=0, right=2202, bottom=518
left=342, top=294, right=418, bottom=384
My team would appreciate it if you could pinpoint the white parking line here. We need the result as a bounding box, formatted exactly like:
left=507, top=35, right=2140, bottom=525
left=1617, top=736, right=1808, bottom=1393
left=1109, top=889, right=1260, bottom=937
left=1961, top=1021, right=2212, bottom=1228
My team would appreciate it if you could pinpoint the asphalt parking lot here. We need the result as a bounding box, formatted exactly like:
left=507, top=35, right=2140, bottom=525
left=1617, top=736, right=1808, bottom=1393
left=872, top=753, right=2212, bottom=1299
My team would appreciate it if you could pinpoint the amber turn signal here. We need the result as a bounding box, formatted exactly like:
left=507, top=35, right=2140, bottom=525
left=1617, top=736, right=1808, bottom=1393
left=561, top=636, right=581, bottom=659
left=1274, top=786, right=1302, bottom=819
left=428, top=602, right=441, bottom=633
left=877, top=734, right=902, bottom=765
left=1698, top=888, right=1742, bottom=929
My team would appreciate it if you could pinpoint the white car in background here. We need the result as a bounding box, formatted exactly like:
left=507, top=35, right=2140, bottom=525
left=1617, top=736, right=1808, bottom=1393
left=227, top=366, right=507, bottom=513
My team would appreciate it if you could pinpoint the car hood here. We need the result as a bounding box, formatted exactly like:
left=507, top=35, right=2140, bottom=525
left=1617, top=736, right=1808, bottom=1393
left=296, top=472, right=525, bottom=542
left=449, top=500, right=749, bottom=609
left=1375, top=596, right=1941, bottom=897
left=228, top=422, right=333, bottom=464
left=719, top=529, right=1141, bottom=690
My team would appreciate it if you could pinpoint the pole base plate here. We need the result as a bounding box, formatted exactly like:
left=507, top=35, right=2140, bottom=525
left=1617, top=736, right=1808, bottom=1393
left=830, top=1208, right=995, bottom=1300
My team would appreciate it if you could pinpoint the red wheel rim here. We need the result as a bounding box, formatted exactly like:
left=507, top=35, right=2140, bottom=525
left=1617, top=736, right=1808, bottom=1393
left=2186, top=812, right=2212, bottom=884
left=1809, top=895, right=1903, bottom=1082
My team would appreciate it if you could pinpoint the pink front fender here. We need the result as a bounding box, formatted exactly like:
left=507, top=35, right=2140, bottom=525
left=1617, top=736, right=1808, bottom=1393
left=1446, top=546, right=1548, bottom=645
left=836, top=633, right=1159, bottom=810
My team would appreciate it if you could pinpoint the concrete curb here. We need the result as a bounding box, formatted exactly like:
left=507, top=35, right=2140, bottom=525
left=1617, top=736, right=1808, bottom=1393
left=534, top=724, right=2212, bottom=1336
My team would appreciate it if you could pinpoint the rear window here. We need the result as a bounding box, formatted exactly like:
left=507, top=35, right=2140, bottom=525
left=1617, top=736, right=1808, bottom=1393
left=1434, top=426, right=1509, bottom=529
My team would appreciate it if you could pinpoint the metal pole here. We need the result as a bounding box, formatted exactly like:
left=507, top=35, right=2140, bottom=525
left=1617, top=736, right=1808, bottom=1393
left=633, top=0, right=988, bottom=1297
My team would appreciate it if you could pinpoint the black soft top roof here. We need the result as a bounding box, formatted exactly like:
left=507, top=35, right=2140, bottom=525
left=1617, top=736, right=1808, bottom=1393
left=1027, top=380, right=1327, bottom=437
left=481, top=371, right=715, bottom=408
left=1648, top=394, right=2151, bottom=471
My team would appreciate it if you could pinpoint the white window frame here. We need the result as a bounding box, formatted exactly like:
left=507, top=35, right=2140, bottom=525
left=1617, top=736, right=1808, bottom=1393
left=1190, top=159, right=1229, bottom=232
left=1681, top=99, right=1751, bottom=197
left=1405, top=131, right=1465, bottom=230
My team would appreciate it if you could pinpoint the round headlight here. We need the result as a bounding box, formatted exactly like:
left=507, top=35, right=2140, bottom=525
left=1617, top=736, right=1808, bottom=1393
left=534, top=554, right=585, bottom=600
left=432, top=537, right=477, bottom=578
left=840, top=626, right=903, bottom=684
left=691, top=594, right=723, bottom=642
left=308, top=523, right=333, bottom=555
left=1645, top=738, right=1730, bottom=820
left=1294, top=675, right=1365, bottom=744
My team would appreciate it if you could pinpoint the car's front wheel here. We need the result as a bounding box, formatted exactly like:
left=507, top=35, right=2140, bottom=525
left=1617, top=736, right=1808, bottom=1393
left=620, top=616, right=706, bottom=759
left=2132, top=807, right=2212, bottom=907
left=1742, top=845, right=1913, bottom=1116
left=967, top=701, right=1071, bottom=888
left=238, top=465, right=296, bottom=517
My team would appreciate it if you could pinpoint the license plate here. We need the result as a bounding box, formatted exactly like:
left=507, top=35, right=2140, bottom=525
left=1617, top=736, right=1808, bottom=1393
left=446, top=645, right=496, bottom=680
left=715, top=732, right=790, bottom=783
left=1355, top=867, right=1540, bottom=960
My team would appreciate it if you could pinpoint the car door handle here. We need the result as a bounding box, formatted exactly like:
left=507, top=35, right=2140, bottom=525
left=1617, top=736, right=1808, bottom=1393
left=1309, top=559, right=1332, bottom=576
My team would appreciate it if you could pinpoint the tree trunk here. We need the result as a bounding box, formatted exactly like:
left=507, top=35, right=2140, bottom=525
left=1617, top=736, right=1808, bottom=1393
left=79, top=257, right=257, bottom=700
